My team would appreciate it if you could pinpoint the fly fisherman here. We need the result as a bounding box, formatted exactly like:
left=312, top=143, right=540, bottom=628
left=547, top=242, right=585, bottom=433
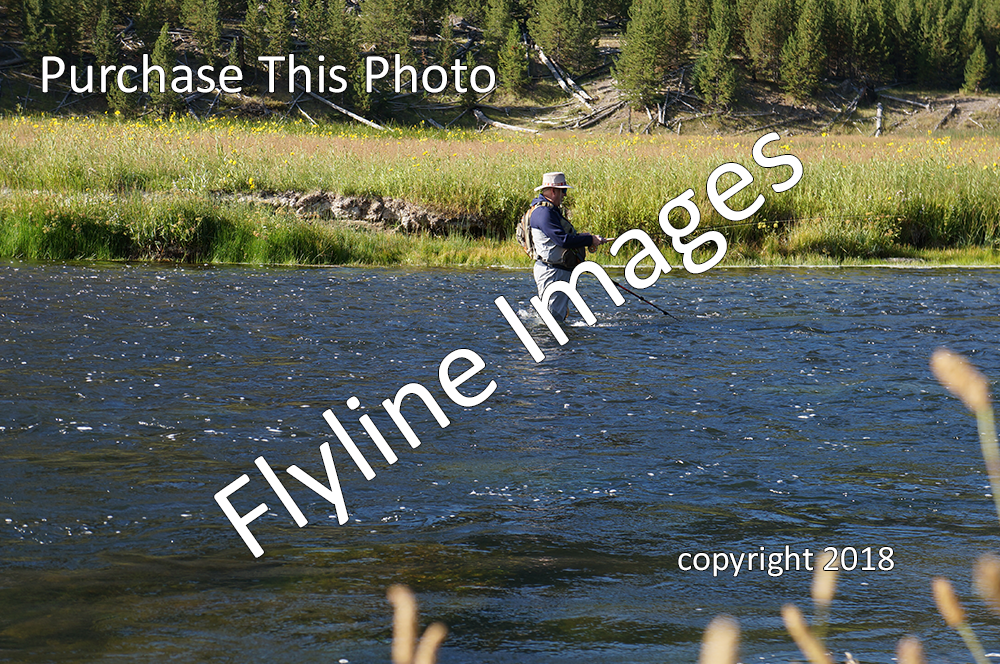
left=529, top=172, right=611, bottom=321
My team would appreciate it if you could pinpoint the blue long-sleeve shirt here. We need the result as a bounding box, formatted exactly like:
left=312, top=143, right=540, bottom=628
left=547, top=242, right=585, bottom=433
left=528, top=195, right=593, bottom=249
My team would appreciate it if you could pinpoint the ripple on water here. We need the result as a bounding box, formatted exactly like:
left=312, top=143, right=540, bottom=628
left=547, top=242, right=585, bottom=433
left=2, top=263, right=1000, bottom=662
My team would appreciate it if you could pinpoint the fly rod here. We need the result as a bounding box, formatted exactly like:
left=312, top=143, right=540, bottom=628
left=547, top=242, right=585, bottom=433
left=612, top=278, right=678, bottom=320
left=593, top=236, right=678, bottom=320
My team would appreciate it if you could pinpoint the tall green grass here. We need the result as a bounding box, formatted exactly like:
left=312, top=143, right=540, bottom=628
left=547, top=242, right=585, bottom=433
left=0, top=192, right=528, bottom=266
left=3, top=116, right=1000, bottom=265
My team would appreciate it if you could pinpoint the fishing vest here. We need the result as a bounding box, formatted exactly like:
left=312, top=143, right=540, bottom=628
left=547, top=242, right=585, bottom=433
left=529, top=201, right=585, bottom=271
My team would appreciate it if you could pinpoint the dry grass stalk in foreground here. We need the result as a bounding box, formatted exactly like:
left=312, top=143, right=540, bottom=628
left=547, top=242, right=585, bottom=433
left=929, top=349, right=1000, bottom=664
left=782, top=603, right=834, bottom=664
left=698, top=614, right=739, bottom=664
left=974, top=553, right=1000, bottom=615
left=779, top=547, right=839, bottom=664
left=896, top=635, right=926, bottom=664
left=387, top=585, right=448, bottom=664
left=931, top=576, right=990, bottom=664
left=930, top=348, right=1000, bottom=522
left=930, top=348, right=991, bottom=414
left=811, top=548, right=838, bottom=642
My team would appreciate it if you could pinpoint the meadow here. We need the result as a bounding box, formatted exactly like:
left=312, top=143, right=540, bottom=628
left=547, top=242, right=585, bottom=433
left=2, top=113, right=1000, bottom=266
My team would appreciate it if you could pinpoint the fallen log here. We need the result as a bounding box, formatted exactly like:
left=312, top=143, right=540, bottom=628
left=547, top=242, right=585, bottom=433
left=445, top=107, right=470, bottom=128
left=822, top=87, right=863, bottom=131
left=535, top=47, right=593, bottom=111
left=934, top=103, right=957, bottom=131
left=550, top=57, right=593, bottom=101
left=551, top=100, right=626, bottom=130
left=295, top=84, right=385, bottom=130
left=473, top=109, right=539, bottom=134
left=878, top=93, right=931, bottom=111
left=420, top=114, right=444, bottom=129
left=297, top=106, right=318, bottom=125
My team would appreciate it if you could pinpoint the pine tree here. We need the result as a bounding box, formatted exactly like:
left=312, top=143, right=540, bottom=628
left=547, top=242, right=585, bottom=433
left=2, top=0, right=21, bottom=41
left=265, top=0, right=292, bottom=56
left=663, top=0, right=690, bottom=69
left=300, top=0, right=333, bottom=69
left=41, top=0, right=86, bottom=60
left=95, top=3, right=132, bottom=114
left=964, top=38, right=991, bottom=90
left=893, top=0, right=922, bottom=79
left=613, top=0, right=664, bottom=108
left=150, top=23, right=183, bottom=115
left=412, top=0, right=448, bottom=35
left=22, top=0, right=58, bottom=62
left=136, top=0, right=160, bottom=45
left=94, top=2, right=117, bottom=68
left=694, top=0, right=738, bottom=107
left=822, top=0, right=851, bottom=77
left=499, top=21, right=530, bottom=92
left=918, top=0, right=964, bottom=86
left=183, top=0, right=220, bottom=61
left=745, top=0, right=795, bottom=82
left=733, top=0, right=759, bottom=60
left=961, top=0, right=985, bottom=62
left=484, top=0, right=516, bottom=66
left=687, top=0, right=711, bottom=46
left=242, top=1, right=266, bottom=70
left=461, top=50, right=478, bottom=107
left=228, top=34, right=242, bottom=70
left=436, top=13, right=456, bottom=66
left=846, top=0, right=893, bottom=82
left=298, top=0, right=323, bottom=49
left=360, top=0, right=415, bottom=65
left=529, top=0, right=598, bottom=75
left=319, top=3, right=364, bottom=106
left=351, top=57, right=372, bottom=112
left=451, top=0, right=486, bottom=25
left=780, top=0, right=827, bottom=98
left=982, top=0, right=1000, bottom=58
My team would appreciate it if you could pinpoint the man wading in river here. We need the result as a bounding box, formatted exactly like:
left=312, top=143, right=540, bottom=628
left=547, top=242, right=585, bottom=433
left=526, top=172, right=611, bottom=322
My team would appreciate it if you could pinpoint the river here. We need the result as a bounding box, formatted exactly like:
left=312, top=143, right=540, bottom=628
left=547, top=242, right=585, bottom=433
left=2, top=260, right=999, bottom=662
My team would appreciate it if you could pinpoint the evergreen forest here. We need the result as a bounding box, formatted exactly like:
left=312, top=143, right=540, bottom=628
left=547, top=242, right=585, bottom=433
left=0, top=0, right=998, bottom=119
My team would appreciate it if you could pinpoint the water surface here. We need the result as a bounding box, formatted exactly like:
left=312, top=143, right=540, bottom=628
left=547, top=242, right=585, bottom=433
left=2, top=261, right=999, bottom=662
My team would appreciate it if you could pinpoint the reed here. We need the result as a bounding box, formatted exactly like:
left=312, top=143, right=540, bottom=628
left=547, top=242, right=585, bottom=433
left=932, top=576, right=990, bottom=664
left=810, top=549, right=838, bottom=642
left=929, top=348, right=1000, bottom=664
left=386, top=585, right=447, bottom=664
left=896, top=635, right=926, bottom=664
left=4, top=116, right=1000, bottom=266
left=931, top=348, right=1000, bottom=522
left=974, top=553, right=1000, bottom=615
left=782, top=603, right=833, bottom=664
left=697, top=615, right=739, bottom=664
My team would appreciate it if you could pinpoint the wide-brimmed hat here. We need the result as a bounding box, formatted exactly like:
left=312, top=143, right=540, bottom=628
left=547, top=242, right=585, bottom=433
left=534, top=172, right=573, bottom=191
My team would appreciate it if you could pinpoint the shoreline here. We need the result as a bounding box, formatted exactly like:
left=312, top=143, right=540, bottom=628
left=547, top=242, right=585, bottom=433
left=4, top=116, right=1000, bottom=268
left=7, top=253, right=1000, bottom=270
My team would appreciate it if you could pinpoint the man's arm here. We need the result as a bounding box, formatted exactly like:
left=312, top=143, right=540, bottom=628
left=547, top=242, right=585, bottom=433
left=530, top=206, right=593, bottom=248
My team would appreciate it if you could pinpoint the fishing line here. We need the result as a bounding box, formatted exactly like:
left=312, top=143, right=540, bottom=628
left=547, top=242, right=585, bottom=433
left=612, top=278, right=678, bottom=320
left=600, top=213, right=893, bottom=318
left=705, top=212, right=899, bottom=231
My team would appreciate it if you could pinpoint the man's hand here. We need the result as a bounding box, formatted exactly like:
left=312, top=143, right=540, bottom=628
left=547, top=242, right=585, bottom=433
left=589, top=235, right=613, bottom=251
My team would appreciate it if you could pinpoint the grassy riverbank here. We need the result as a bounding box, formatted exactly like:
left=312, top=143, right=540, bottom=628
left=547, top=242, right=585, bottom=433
left=3, top=115, right=1000, bottom=266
